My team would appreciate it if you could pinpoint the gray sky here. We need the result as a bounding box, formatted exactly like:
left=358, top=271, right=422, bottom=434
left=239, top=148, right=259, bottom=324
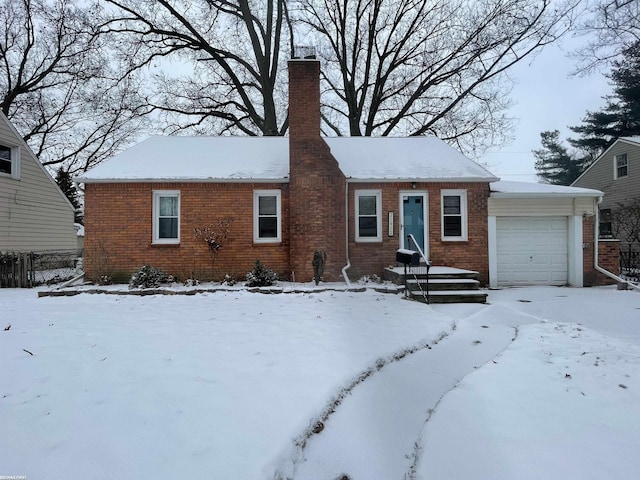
left=481, top=34, right=611, bottom=183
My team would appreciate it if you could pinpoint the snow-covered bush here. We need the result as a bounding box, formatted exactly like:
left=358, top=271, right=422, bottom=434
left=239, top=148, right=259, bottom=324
left=129, top=265, right=171, bottom=289
left=223, top=274, right=237, bottom=286
left=245, top=260, right=278, bottom=287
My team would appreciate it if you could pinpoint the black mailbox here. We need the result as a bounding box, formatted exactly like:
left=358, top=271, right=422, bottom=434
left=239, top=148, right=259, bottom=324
left=396, top=248, right=420, bottom=266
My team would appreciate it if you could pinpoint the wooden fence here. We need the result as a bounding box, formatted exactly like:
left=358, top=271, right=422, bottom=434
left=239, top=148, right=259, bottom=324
left=0, top=252, right=34, bottom=288
left=0, top=249, right=82, bottom=288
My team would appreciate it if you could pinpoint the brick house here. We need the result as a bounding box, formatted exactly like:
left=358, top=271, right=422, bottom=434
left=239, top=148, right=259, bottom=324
left=77, top=59, right=613, bottom=287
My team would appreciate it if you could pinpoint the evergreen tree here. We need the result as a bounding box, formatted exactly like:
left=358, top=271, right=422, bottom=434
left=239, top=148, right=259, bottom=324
left=570, top=41, right=640, bottom=157
left=534, top=130, right=588, bottom=185
left=55, top=167, right=81, bottom=222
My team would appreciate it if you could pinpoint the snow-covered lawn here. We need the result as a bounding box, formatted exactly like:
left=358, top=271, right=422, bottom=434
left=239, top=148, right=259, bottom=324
left=1, top=285, right=639, bottom=479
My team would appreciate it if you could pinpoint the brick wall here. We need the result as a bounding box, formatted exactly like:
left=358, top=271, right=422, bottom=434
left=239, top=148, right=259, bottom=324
left=346, top=182, right=491, bottom=285
left=288, top=60, right=347, bottom=282
left=582, top=216, right=620, bottom=286
left=84, top=182, right=290, bottom=283
left=84, top=59, right=493, bottom=286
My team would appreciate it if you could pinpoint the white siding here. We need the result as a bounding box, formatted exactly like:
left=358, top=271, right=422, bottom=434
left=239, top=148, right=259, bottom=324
left=0, top=115, right=77, bottom=251
left=488, top=197, right=596, bottom=216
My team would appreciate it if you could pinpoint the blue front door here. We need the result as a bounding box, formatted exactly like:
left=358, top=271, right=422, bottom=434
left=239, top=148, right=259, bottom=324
left=403, top=195, right=425, bottom=251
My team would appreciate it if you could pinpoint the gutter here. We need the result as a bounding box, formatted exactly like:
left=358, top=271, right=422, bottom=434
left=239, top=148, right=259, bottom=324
left=74, top=177, right=290, bottom=184
left=594, top=199, right=639, bottom=290
left=341, top=180, right=352, bottom=287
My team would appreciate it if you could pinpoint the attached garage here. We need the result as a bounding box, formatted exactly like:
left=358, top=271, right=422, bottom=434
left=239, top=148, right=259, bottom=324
left=496, top=216, right=568, bottom=286
left=488, top=181, right=603, bottom=287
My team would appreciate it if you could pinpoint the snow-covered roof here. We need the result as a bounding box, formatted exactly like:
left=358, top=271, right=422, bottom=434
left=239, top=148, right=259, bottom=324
left=490, top=180, right=603, bottom=198
left=621, top=136, right=640, bottom=145
left=325, top=137, right=497, bottom=181
left=76, top=135, right=498, bottom=183
left=76, top=137, right=290, bottom=183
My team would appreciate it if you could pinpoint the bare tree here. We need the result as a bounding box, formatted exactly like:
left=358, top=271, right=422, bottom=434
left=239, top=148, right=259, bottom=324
left=103, top=0, right=292, bottom=136
left=99, top=0, right=577, bottom=158
left=613, top=198, right=640, bottom=246
left=0, top=0, right=150, bottom=174
left=297, top=0, right=579, bottom=155
left=574, top=0, right=640, bottom=74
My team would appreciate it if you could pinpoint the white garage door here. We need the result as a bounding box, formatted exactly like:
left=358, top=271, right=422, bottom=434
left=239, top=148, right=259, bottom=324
left=496, top=217, right=568, bottom=286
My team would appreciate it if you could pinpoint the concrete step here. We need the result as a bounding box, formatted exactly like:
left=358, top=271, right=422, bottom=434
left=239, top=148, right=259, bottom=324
left=384, top=266, right=480, bottom=284
left=409, top=289, right=488, bottom=304
left=406, top=278, right=480, bottom=291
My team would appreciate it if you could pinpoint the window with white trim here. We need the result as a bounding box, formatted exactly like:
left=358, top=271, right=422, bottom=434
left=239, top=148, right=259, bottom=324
left=0, top=144, right=19, bottom=178
left=355, top=190, right=382, bottom=242
left=153, top=191, right=180, bottom=244
left=615, top=153, right=628, bottom=179
left=599, top=208, right=613, bottom=238
left=254, top=190, right=281, bottom=242
left=441, top=190, right=468, bottom=241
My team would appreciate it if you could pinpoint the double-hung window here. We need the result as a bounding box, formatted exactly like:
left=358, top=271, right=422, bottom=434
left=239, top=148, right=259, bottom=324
left=599, top=208, right=613, bottom=238
left=355, top=190, right=382, bottom=242
left=0, top=144, right=19, bottom=178
left=615, top=153, right=628, bottom=179
left=441, top=190, right=468, bottom=241
left=254, top=190, right=281, bottom=243
left=153, top=191, right=180, bottom=244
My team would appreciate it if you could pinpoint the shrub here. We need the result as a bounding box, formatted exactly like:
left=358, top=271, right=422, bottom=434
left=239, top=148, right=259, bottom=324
left=130, top=265, right=171, bottom=289
left=245, top=260, right=278, bottom=287
left=312, top=250, right=326, bottom=286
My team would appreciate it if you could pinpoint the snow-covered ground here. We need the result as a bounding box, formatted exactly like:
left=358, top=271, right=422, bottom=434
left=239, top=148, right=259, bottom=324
left=1, top=285, right=638, bottom=479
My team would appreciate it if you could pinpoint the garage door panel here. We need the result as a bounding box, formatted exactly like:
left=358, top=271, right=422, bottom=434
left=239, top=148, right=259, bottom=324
left=496, top=216, right=568, bottom=286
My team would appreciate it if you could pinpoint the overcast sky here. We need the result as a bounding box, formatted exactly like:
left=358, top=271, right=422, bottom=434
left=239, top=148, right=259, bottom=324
left=481, top=34, right=612, bottom=183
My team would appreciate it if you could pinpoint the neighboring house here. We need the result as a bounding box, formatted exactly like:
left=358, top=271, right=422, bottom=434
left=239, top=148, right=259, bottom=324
left=572, top=137, right=640, bottom=245
left=76, top=59, right=611, bottom=287
left=0, top=112, right=77, bottom=252
left=74, top=223, right=85, bottom=251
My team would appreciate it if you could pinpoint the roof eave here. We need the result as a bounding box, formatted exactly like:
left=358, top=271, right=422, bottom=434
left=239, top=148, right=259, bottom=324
left=75, top=177, right=290, bottom=184
left=490, top=192, right=603, bottom=199
left=346, top=176, right=499, bottom=183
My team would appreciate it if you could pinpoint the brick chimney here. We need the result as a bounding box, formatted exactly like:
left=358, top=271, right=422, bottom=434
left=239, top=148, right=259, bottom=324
left=288, top=57, right=346, bottom=282
left=288, top=59, right=321, bottom=140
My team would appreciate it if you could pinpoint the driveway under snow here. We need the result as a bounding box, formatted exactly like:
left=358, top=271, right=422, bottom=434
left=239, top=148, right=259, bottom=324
left=1, top=285, right=639, bottom=480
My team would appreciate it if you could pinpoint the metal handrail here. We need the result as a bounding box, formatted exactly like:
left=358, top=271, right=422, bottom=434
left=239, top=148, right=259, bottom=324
left=406, top=234, right=431, bottom=304
left=406, top=234, right=430, bottom=266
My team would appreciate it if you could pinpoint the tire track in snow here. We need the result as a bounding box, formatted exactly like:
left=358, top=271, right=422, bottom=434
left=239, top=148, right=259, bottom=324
left=272, top=328, right=454, bottom=480
left=273, top=315, right=516, bottom=480
left=404, top=324, right=519, bottom=480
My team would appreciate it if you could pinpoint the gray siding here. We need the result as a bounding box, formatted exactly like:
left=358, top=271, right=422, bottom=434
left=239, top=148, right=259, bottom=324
left=573, top=140, right=640, bottom=210
left=0, top=115, right=77, bottom=252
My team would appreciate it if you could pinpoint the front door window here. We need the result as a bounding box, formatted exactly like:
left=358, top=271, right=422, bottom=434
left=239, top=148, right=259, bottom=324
left=403, top=195, right=425, bottom=252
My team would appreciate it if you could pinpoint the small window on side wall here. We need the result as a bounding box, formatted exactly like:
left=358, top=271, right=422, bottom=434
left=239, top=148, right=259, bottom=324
left=254, top=190, right=281, bottom=243
left=615, top=153, right=628, bottom=179
left=153, top=191, right=180, bottom=244
left=441, top=190, right=468, bottom=241
left=599, top=208, right=613, bottom=238
left=355, top=190, right=382, bottom=242
left=0, top=144, right=19, bottom=178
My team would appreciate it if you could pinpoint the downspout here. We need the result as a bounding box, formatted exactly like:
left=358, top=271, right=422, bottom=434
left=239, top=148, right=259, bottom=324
left=593, top=197, right=639, bottom=290
left=341, top=179, right=352, bottom=287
